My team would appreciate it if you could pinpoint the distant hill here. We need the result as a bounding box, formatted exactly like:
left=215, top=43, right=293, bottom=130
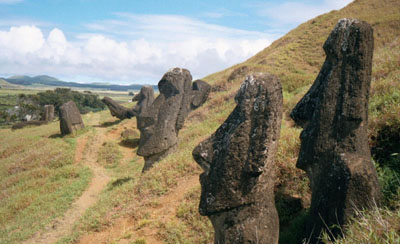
left=2, top=75, right=157, bottom=91
left=0, top=78, right=22, bottom=89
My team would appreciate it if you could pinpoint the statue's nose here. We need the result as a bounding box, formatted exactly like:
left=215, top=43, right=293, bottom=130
left=192, top=138, right=213, bottom=174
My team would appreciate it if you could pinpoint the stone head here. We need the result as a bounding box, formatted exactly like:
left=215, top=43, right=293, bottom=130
left=192, top=73, right=282, bottom=216
left=290, top=18, right=374, bottom=171
left=137, top=68, right=192, bottom=157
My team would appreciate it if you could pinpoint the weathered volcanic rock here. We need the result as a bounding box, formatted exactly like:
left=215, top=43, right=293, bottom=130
left=41, top=105, right=54, bottom=121
left=137, top=68, right=192, bottom=171
left=193, top=73, right=283, bottom=244
left=190, top=80, right=211, bottom=110
left=11, top=120, right=47, bottom=130
left=132, top=86, right=155, bottom=125
left=102, top=96, right=136, bottom=120
left=59, top=101, right=85, bottom=135
left=121, top=129, right=139, bottom=139
left=290, top=18, right=380, bottom=243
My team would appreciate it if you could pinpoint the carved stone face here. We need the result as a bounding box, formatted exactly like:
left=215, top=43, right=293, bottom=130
left=193, top=74, right=282, bottom=216
left=291, top=18, right=374, bottom=172
left=137, top=68, right=191, bottom=157
left=289, top=19, right=379, bottom=242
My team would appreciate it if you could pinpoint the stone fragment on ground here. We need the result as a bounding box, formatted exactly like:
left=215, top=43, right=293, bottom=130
left=59, top=101, right=85, bottom=135
left=41, top=104, right=55, bottom=122
left=102, top=96, right=136, bottom=120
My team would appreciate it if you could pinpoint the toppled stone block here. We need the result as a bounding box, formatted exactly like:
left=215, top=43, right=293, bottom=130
left=102, top=96, right=136, bottom=120
left=290, top=18, right=380, bottom=243
left=11, top=120, right=47, bottom=130
left=59, top=101, right=85, bottom=135
left=193, top=73, right=283, bottom=244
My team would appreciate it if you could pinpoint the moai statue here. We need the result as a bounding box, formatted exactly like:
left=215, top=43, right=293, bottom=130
left=42, top=105, right=55, bottom=122
left=193, top=73, right=283, bottom=244
left=59, top=101, right=85, bottom=135
left=137, top=68, right=211, bottom=172
left=290, top=19, right=380, bottom=243
left=190, top=80, right=211, bottom=110
left=131, top=86, right=155, bottom=117
left=102, top=96, right=136, bottom=120
left=137, top=68, right=192, bottom=171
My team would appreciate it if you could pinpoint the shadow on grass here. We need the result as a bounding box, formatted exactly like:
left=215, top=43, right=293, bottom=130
left=119, top=138, right=140, bottom=149
left=49, top=133, right=63, bottom=139
left=94, top=119, right=122, bottom=128
left=11, top=121, right=48, bottom=130
left=275, top=192, right=309, bottom=244
left=108, top=177, right=133, bottom=190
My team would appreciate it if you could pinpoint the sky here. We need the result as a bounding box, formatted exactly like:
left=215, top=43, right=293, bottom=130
left=0, top=0, right=353, bottom=85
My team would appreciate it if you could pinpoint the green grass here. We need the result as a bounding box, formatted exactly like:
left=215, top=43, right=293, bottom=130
left=97, top=141, right=122, bottom=169
left=0, top=121, right=91, bottom=244
left=321, top=198, right=400, bottom=244
left=1, top=0, right=400, bottom=243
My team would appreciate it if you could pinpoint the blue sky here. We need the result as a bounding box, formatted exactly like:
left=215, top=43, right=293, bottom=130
left=0, top=0, right=352, bottom=84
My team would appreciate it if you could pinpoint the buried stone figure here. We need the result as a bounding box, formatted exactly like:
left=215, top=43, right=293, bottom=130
left=137, top=68, right=210, bottom=172
left=290, top=19, right=380, bottom=243
left=192, top=73, right=283, bottom=244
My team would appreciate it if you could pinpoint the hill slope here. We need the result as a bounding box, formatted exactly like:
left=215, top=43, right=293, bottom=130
left=0, top=79, right=22, bottom=89
left=204, top=0, right=400, bottom=92
left=1, top=0, right=399, bottom=243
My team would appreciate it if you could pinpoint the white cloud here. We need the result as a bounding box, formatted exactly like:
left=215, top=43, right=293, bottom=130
left=0, top=15, right=272, bottom=84
left=256, top=0, right=353, bottom=25
left=0, top=25, right=44, bottom=53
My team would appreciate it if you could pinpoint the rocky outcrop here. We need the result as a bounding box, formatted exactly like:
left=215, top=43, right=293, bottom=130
left=102, top=96, right=136, bottom=120
left=41, top=105, right=54, bottom=122
left=59, top=101, right=85, bottom=135
left=193, top=73, right=283, bottom=244
left=290, top=19, right=380, bottom=243
left=137, top=68, right=210, bottom=172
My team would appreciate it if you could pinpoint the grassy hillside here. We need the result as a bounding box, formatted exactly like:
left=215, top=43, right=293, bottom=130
left=0, top=0, right=399, bottom=243
left=0, top=120, right=91, bottom=244
left=205, top=0, right=400, bottom=91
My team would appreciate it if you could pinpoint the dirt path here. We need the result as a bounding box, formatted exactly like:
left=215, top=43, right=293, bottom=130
left=77, top=175, right=199, bottom=244
left=23, top=113, right=111, bottom=244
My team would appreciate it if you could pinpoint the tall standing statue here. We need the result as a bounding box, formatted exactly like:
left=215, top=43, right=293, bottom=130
left=193, top=73, right=283, bottom=244
left=290, top=18, right=380, bottom=243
